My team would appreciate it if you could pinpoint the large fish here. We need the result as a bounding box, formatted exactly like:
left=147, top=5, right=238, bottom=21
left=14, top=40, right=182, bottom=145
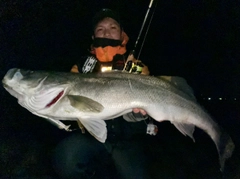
left=2, top=68, right=235, bottom=171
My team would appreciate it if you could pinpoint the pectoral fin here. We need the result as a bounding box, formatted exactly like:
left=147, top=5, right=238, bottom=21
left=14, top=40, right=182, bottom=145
left=172, top=122, right=195, bottom=142
left=77, top=120, right=85, bottom=133
left=78, top=118, right=107, bottom=143
left=68, top=95, right=104, bottom=113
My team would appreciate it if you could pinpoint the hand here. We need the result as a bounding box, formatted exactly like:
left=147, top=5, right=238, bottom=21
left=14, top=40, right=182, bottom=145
left=132, top=108, right=147, bottom=116
left=126, top=54, right=150, bottom=75
left=139, top=63, right=150, bottom=75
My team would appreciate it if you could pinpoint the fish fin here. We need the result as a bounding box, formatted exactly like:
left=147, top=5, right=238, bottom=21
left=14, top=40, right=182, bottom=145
left=77, top=120, right=85, bottom=133
left=158, top=76, right=196, bottom=101
left=171, top=122, right=195, bottom=142
left=158, top=76, right=172, bottom=82
left=79, top=118, right=107, bottom=143
left=216, top=130, right=235, bottom=172
left=67, top=95, right=104, bottom=113
left=170, top=76, right=196, bottom=101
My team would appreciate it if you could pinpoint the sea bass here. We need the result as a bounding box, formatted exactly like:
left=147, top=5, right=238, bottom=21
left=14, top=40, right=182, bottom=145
left=2, top=68, right=235, bottom=171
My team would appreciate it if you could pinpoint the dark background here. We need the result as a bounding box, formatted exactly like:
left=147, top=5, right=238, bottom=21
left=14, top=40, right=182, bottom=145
left=1, top=0, right=240, bottom=178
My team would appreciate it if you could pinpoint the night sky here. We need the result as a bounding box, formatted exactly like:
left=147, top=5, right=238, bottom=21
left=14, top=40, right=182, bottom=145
left=1, top=0, right=240, bottom=178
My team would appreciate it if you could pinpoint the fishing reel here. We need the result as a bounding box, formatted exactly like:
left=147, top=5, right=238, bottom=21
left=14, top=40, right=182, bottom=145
left=123, top=60, right=143, bottom=74
left=122, top=53, right=143, bottom=74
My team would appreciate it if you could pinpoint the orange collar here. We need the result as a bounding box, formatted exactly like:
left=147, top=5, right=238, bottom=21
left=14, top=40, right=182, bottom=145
left=90, top=31, right=129, bottom=62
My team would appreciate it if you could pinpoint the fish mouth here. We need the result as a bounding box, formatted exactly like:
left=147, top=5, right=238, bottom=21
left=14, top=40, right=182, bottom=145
left=2, top=83, right=9, bottom=89
left=2, top=68, right=18, bottom=86
left=3, top=83, right=24, bottom=101
left=3, top=68, right=19, bottom=80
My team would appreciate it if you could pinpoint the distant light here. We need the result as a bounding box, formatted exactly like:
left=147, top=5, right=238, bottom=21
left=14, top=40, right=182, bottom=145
left=234, top=98, right=237, bottom=101
left=208, top=97, right=211, bottom=100
left=219, top=98, right=222, bottom=100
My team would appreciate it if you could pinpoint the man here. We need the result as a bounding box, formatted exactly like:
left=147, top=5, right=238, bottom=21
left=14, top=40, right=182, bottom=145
left=52, top=9, right=152, bottom=179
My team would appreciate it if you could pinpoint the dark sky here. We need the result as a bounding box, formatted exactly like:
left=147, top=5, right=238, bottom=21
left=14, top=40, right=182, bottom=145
left=1, top=0, right=240, bottom=97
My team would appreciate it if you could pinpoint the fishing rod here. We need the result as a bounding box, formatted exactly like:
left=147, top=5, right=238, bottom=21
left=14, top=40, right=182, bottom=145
left=123, top=0, right=158, bottom=73
left=136, top=0, right=158, bottom=61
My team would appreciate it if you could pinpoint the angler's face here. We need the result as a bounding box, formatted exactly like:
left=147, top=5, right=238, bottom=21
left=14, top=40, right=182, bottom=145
left=94, top=17, right=122, bottom=40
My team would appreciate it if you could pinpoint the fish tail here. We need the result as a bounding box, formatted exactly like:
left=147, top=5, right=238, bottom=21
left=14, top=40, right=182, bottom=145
left=216, top=130, right=235, bottom=172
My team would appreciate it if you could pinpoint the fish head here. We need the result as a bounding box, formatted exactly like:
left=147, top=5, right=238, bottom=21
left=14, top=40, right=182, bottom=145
left=3, top=68, right=44, bottom=95
left=2, top=68, right=67, bottom=111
